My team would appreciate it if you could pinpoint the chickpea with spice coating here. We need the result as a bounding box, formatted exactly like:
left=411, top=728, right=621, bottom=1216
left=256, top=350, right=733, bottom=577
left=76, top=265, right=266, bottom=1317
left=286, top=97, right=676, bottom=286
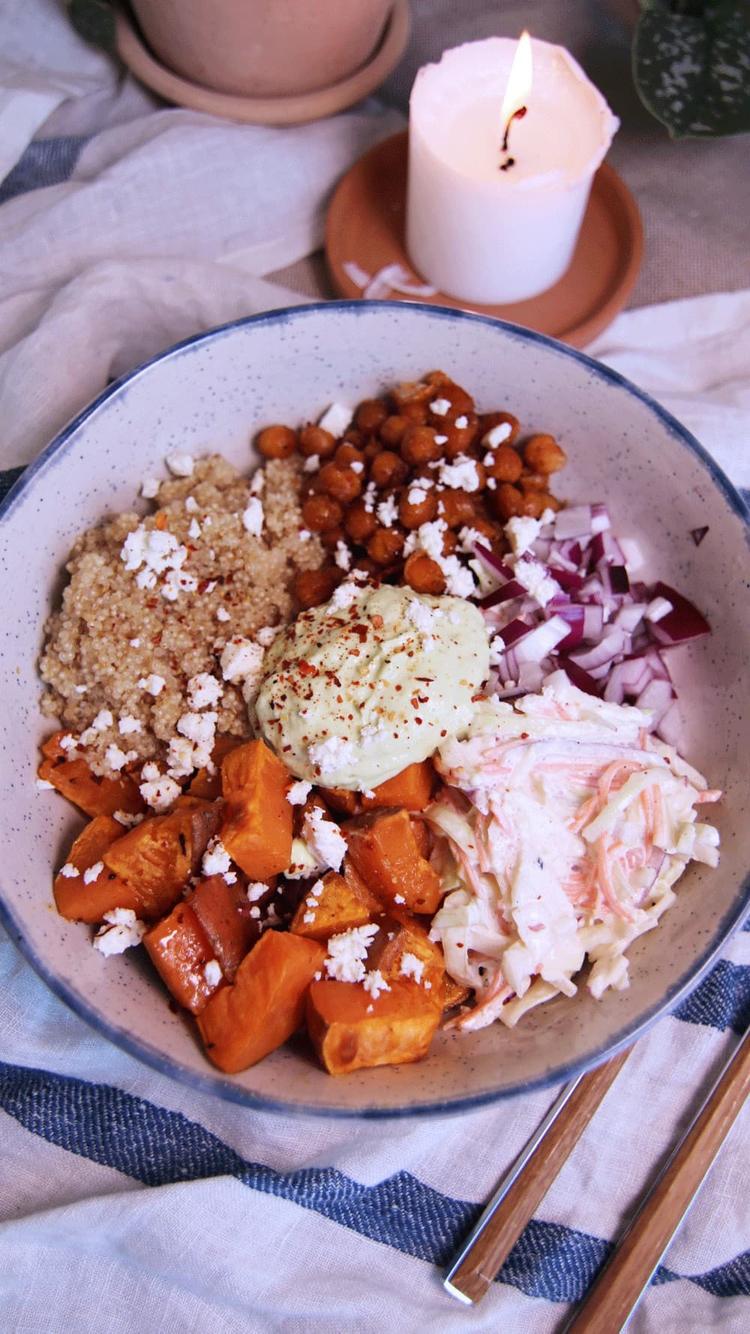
left=379, top=415, right=409, bottom=448
left=298, top=425, right=336, bottom=459
left=319, top=462, right=363, bottom=504
left=486, top=445, right=523, bottom=484
left=479, top=411, right=520, bottom=446
left=367, top=527, right=405, bottom=566
left=301, top=494, right=343, bottom=533
left=438, top=488, right=476, bottom=528
left=370, top=450, right=408, bottom=489
left=344, top=500, right=378, bottom=544
left=293, top=567, right=339, bottom=609
left=401, top=425, right=443, bottom=466
left=355, top=399, right=389, bottom=433
left=491, top=483, right=525, bottom=520
left=399, top=487, right=438, bottom=530
left=335, top=442, right=366, bottom=468
left=404, top=551, right=446, bottom=595
left=524, top=433, right=567, bottom=474
left=256, top=425, right=297, bottom=459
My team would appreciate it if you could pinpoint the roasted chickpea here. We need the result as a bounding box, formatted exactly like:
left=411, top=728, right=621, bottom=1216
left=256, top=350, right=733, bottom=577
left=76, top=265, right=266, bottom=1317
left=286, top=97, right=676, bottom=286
left=367, top=527, right=405, bottom=566
left=390, top=380, right=432, bottom=413
left=537, top=492, right=562, bottom=512
left=256, top=424, right=297, bottom=459
left=298, top=425, right=336, bottom=459
left=320, top=526, right=347, bottom=553
left=301, top=494, right=343, bottom=533
left=524, top=433, right=567, bottom=474
left=404, top=551, right=446, bottom=595
left=519, top=491, right=549, bottom=519
left=351, top=554, right=379, bottom=577
left=519, top=471, right=548, bottom=493
left=363, top=438, right=383, bottom=463
left=355, top=398, right=389, bottom=433
left=398, top=485, right=438, bottom=530
left=318, top=462, right=363, bottom=504
left=440, top=527, right=458, bottom=555
left=379, top=414, right=409, bottom=448
left=491, top=483, right=525, bottom=520
left=343, top=427, right=366, bottom=449
left=401, top=425, right=443, bottom=466
left=427, top=380, right=475, bottom=422
left=335, top=442, right=366, bottom=468
left=438, top=488, right=477, bottom=527
left=466, top=515, right=504, bottom=548
left=293, top=566, right=339, bottom=609
left=344, top=500, right=378, bottom=544
left=479, top=411, right=521, bottom=447
left=442, top=412, right=479, bottom=459
left=370, top=450, right=408, bottom=489
left=398, top=398, right=429, bottom=425
left=486, top=445, right=523, bottom=484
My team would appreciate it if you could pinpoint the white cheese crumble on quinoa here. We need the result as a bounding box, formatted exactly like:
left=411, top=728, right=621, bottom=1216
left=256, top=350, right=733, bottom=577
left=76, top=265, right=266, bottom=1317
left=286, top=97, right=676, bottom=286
left=138, top=672, right=166, bottom=697
left=187, top=672, right=223, bottom=710
left=141, top=476, right=160, bottom=499
left=139, top=764, right=181, bottom=812
left=118, top=715, right=142, bottom=735
left=220, top=637, right=264, bottom=685
left=242, top=497, right=264, bottom=537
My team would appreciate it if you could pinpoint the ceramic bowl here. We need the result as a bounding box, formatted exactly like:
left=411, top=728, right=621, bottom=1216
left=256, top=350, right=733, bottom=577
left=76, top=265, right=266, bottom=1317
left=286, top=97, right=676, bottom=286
left=1, top=302, right=748, bottom=1118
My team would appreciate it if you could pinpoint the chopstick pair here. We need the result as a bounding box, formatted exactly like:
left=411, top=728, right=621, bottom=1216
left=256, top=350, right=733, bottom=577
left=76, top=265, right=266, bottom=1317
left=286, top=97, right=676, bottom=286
left=444, top=1025, right=750, bottom=1326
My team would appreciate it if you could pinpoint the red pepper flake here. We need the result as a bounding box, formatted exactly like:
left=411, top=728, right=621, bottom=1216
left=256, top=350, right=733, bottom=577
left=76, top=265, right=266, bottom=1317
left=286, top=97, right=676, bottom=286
left=350, top=624, right=368, bottom=642
left=471, top=693, right=483, bottom=703
left=415, top=717, right=423, bottom=725
left=440, top=729, right=447, bottom=738
left=520, top=732, right=529, bottom=740
left=298, top=660, right=317, bottom=677
left=372, top=614, right=384, bottom=629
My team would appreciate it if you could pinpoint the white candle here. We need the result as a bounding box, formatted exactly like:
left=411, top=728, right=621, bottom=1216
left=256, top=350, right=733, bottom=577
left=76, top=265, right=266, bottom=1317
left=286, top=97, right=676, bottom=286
left=406, top=36, right=619, bottom=305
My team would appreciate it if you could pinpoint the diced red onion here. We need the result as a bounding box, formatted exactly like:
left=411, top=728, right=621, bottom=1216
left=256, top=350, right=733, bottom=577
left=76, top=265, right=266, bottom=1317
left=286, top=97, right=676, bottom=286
left=558, top=657, right=601, bottom=696
left=550, top=566, right=585, bottom=592
left=479, top=579, right=526, bottom=609
left=473, top=543, right=513, bottom=579
left=513, top=615, right=570, bottom=664
left=656, top=699, right=683, bottom=747
left=635, top=676, right=675, bottom=723
left=648, top=583, right=711, bottom=646
left=499, top=618, right=534, bottom=646
left=582, top=604, right=605, bottom=642
left=570, top=627, right=628, bottom=671
left=614, top=604, right=647, bottom=634
left=554, top=506, right=593, bottom=540
left=591, top=503, right=611, bottom=534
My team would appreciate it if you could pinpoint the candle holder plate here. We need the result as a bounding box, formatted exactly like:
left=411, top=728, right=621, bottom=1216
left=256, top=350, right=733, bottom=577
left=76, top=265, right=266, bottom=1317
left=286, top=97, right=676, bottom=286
left=326, top=131, right=643, bottom=347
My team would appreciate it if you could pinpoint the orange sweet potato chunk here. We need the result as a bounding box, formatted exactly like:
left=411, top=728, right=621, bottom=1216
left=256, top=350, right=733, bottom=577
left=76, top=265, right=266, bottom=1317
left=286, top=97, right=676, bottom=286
left=319, top=786, right=360, bottom=816
left=219, top=740, right=293, bottom=880
left=344, top=809, right=443, bottom=915
left=367, top=912, right=445, bottom=993
left=290, top=863, right=380, bottom=942
left=188, top=875, right=257, bottom=980
left=197, top=929, right=326, bottom=1073
left=39, top=732, right=143, bottom=819
left=306, top=980, right=441, bottom=1075
left=54, top=815, right=144, bottom=922
left=360, top=762, right=435, bottom=813
left=143, top=902, right=219, bottom=1014
left=102, top=808, right=194, bottom=916
left=188, top=735, right=244, bottom=801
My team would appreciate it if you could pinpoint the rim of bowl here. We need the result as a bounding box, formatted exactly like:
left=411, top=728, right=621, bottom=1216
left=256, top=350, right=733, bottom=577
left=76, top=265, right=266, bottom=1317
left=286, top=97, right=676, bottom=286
left=1, top=299, right=748, bottom=1119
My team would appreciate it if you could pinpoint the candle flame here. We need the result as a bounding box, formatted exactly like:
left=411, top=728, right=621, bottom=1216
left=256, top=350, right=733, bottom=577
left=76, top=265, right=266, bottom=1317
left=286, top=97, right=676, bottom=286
left=500, top=30, right=533, bottom=129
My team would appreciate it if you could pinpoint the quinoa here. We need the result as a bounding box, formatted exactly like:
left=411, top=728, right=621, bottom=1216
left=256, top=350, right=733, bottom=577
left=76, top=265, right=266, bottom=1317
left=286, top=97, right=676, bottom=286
left=39, top=455, right=323, bottom=775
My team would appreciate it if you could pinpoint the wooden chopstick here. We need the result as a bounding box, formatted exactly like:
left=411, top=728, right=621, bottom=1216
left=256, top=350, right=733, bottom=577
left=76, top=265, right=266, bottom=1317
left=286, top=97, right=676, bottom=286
left=564, top=1023, right=750, bottom=1333
left=444, top=1047, right=632, bottom=1305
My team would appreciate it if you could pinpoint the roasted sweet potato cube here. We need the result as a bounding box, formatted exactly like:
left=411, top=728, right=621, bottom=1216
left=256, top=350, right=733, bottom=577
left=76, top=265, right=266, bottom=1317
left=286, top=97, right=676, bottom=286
left=319, top=786, right=360, bottom=816
left=360, top=762, right=435, bottom=812
left=188, top=735, right=244, bottom=801
left=143, top=902, right=221, bottom=1014
left=54, top=815, right=144, bottom=922
left=290, top=863, right=380, bottom=941
left=307, top=980, right=441, bottom=1075
left=344, top=809, right=443, bottom=914
left=39, top=732, right=143, bottom=819
left=102, top=808, right=194, bottom=916
left=197, top=929, right=326, bottom=1073
left=173, top=796, right=223, bottom=870
left=220, top=740, right=293, bottom=880
left=367, top=912, right=444, bottom=992
left=442, top=975, right=471, bottom=1011
left=409, top=817, right=431, bottom=860
left=188, top=875, right=257, bottom=979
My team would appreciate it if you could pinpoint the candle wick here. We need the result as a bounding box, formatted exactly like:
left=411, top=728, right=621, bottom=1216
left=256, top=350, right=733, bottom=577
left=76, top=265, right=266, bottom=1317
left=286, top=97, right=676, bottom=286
left=499, top=104, right=527, bottom=171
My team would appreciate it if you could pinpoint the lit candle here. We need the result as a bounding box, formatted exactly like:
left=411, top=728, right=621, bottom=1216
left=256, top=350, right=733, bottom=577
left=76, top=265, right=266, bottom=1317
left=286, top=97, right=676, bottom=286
left=406, top=36, right=619, bottom=305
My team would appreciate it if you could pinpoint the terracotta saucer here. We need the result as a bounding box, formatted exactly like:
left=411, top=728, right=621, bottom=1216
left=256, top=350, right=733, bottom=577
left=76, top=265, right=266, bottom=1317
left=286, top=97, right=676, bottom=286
left=326, top=131, right=643, bottom=347
left=114, top=1, right=410, bottom=126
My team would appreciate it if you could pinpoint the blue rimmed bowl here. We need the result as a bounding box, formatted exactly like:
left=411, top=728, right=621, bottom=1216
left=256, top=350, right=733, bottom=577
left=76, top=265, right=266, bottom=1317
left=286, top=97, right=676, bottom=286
left=1, top=301, right=748, bottom=1118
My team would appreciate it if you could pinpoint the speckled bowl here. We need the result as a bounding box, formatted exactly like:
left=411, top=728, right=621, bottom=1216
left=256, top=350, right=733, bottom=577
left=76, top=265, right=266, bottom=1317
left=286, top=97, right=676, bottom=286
left=1, top=302, right=748, bottom=1118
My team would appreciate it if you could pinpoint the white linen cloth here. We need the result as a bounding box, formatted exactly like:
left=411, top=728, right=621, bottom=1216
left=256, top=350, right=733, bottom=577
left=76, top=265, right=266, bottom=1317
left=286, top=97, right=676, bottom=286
left=0, top=4, right=749, bottom=1332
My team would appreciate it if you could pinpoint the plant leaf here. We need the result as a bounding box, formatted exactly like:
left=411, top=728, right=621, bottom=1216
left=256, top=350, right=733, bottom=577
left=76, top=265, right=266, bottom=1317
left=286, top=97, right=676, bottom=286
left=633, top=1, right=750, bottom=137
left=68, top=0, right=116, bottom=53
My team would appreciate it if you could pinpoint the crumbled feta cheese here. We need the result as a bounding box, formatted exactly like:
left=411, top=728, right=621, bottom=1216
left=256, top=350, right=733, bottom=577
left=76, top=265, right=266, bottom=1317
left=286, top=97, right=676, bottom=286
left=185, top=495, right=199, bottom=513
left=298, top=528, right=311, bottom=542
left=138, top=673, right=166, bottom=696
left=204, top=959, right=223, bottom=987
left=36, top=778, right=55, bottom=792
left=646, top=596, right=673, bottom=623
left=161, top=567, right=198, bottom=601
left=220, top=637, right=264, bottom=685
left=255, top=625, right=278, bottom=647
left=308, top=735, right=356, bottom=780
left=407, top=485, right=429, bottom=506
left=121, top=526, right=188, bottom=588
left=247, top=882, right=267, bottom=903
left=105, top=744, right=137, bottom=772
left=139, top=769, right=181, bottom=812
left=83, top=861, right=104, bottom=885
left=223, top=871, right=237, bottom=885
left=318, top=402, right=353, bottom=436
left=59, top=863, right=78, bottom=878
left=303, top=454, right=320, bottom=473
left=242, top=497, right=264, bottom=537
left=399, top=952, right=425, bottom=983
left=303, top=912, right=316, bottom=924
left=188, top=517, right=201, bottom=539
left=202, top=838, right=232, bottom=878
left=303, top=806, right=347, bottom=872
left=118, top=715, right=142, bottom=735
left=74, top=684, right=89, bottom=693
left=330, top=580, right=363, bottom=611
left=249, top=906, right=261, bottom=919
left=91, top=709, right=113, bottom=732
left=362, top=969, right=391, bottom=999
left=113, top=809, right=143, bottom=827
left=325, top=923, right=379, bottom=983
left=59, top=734, right=78, bottom=751
left=514, top=557, right=561, bottom=608
left=141, top=476, right=160, bottom=499
left=434, top=435, right=448, bottom=445
left=505, top=515, right=541, bottom=557
left=176, top=711, right=217, bottom=767
left=334, top=540, right=352, bottom=571
left=438, top=456, right=481, bottom=492
left=376, top=494, right=399, bottom=528
left=129, top=638, right=141, bottom=649
left=249, top=470, right=264, bottom=496
left=287, top=779, right=312, bottom=806
left=429, top=397, right=451, bottom=416
left=187, top=672, right=223, bottom=710
left=393, top=893, right=405, bottom=904
left=482, top=422, right=512, bottom=448
left=93, top=908, right=146, bottom=956
left=216, top=606, right=231, bottom=623
left=350, top=461, right=364, bottom=474
left=165, top=451, right=194, bottom=477
left=407, top=597, right=443, bottom=638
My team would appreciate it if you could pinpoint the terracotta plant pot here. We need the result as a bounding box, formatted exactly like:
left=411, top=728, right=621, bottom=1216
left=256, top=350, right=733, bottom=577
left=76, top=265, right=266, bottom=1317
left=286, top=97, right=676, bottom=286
left=130, top=0, right=395, bottom=98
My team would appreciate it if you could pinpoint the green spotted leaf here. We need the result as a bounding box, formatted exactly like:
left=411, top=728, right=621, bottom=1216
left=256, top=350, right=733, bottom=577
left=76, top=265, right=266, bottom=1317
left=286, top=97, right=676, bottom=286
left=633, top=0, right=750, bottom=136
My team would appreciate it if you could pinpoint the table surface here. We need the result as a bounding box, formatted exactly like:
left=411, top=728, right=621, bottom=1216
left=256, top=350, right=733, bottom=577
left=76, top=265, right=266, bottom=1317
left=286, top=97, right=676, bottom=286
left=269, top=0, right=750, bottom=311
